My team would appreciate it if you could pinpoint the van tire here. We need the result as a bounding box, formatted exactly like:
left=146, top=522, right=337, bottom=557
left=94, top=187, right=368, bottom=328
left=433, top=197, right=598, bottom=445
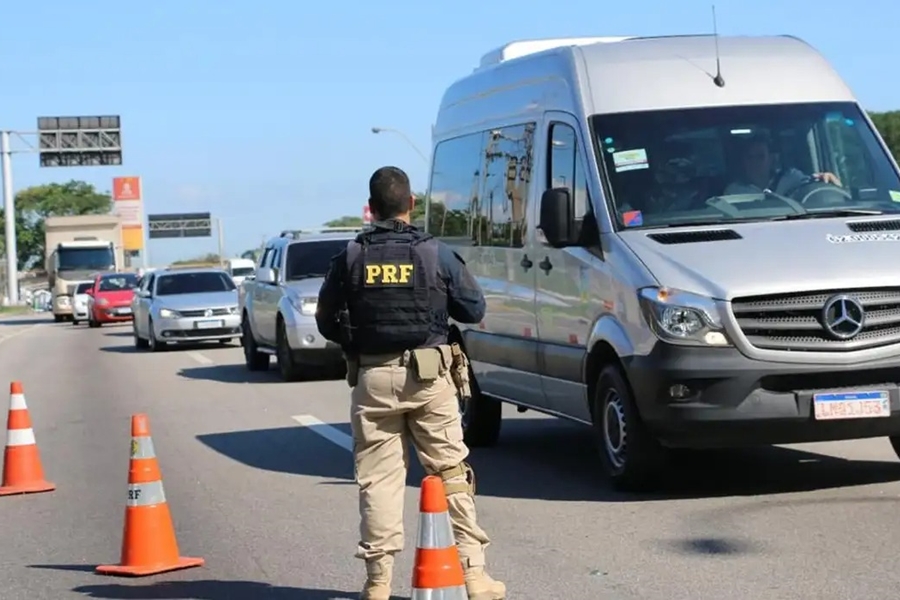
left=592, top=364, right=665, bottom=491
left=460, top=359, right=502, bottom=447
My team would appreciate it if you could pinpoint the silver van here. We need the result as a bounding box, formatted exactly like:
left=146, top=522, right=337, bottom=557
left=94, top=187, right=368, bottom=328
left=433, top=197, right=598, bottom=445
left=424, top=34, right=900, bottom=490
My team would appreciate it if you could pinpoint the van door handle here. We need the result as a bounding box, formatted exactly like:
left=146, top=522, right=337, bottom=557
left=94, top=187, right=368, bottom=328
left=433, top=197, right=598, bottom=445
left=520, top=255, right=533, bottom=270
left=539, top=256, right=553, bottom=273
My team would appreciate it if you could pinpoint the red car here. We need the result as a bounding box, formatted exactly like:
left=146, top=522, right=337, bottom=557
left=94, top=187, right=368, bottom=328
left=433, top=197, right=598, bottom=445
left=87, top=272, right=139, bottom=327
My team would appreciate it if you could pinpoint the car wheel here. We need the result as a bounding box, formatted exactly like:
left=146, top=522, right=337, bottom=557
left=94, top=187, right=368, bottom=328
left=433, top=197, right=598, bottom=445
left=72, top=320, right=78, bottom=326
left=147, top=318, right=163, bottom=352
left=241, top=315, right=269, bottom=371
left=276, top=318, right=304, bottom=382
left=133, top=322, right=149, bottom=349
left=458, top=346, right=502, bottom=447
left=88, top=316, right=99, bottom=328
left=592, top=364, right=666, bottom=492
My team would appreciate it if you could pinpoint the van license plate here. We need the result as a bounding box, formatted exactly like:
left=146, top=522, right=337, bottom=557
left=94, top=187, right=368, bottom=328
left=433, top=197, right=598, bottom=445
left=813, top=391, right=891, bottom=421
left=195, top=320, right=223, bottom=329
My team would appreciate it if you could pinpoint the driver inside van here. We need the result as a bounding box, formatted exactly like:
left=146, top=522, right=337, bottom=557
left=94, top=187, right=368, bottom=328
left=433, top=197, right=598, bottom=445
left=724, top=136, right=841, bottom=196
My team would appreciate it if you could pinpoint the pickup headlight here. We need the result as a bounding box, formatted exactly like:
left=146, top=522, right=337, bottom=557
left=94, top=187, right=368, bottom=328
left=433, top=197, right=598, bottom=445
left=158, top=307, right=180, bottom=318
left=638, top=287, right=731, bottom=347
left=288, top=295, right=317, bottom=316
left=227, top=305, right=239, bottom=315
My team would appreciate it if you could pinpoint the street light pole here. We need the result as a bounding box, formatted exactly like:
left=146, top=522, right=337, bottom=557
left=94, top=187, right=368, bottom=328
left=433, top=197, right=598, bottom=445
left=1, top=131, right=17, bottom=305
left=370, top=127, right=429, bottom=164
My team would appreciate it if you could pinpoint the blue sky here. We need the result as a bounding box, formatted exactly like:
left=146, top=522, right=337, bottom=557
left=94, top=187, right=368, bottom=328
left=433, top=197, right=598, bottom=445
left=2, top=0, right=897, bottom=266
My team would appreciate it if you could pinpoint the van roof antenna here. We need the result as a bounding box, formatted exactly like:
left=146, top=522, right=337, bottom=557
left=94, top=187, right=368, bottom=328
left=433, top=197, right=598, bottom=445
left=711, top=5, right=725, bottom=87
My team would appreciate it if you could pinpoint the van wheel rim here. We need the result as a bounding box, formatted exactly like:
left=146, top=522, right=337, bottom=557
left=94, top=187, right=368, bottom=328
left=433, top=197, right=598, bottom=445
left=602, top=389, right=627, bottom=469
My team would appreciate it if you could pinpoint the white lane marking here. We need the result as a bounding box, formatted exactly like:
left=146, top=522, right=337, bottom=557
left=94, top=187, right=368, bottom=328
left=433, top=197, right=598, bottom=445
left=0, top=323, right=42, bottom=347
left=291, top=414, right=352, bottom=452
left=187, top=351, right=214, bottom=365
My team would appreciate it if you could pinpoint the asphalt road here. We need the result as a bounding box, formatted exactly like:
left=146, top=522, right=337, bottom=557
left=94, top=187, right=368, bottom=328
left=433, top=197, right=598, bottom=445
left=3, top=313, right=900, bottom=599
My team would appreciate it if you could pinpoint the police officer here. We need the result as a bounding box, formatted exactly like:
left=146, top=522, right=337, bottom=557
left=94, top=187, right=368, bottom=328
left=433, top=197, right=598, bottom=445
left=316, top=166, right=506, bottom=600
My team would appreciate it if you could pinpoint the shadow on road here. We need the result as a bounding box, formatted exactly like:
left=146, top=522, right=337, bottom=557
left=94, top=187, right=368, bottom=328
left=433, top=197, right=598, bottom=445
left=100, top=341, right=239, bottom=354
left=197, top=417, right=900, bottom=502
left=179, top=363, right=344, bottom=384
left=70, top=580, right=374, bottom=599
left=0, top=315, right=51, bottom=326
left=197, top=425, right=353, bottom=480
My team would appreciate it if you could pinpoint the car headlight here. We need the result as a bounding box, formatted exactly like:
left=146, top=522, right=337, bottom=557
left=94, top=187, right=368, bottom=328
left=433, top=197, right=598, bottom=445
left=96, top=297, right=109, bottom=306
left=638, top=287, right=731, bottom=347
left=288, top=295, right=317, bottom=316
left=158, top=307, right=180, bottom=318
left=58, top=296, right=70, bottom=306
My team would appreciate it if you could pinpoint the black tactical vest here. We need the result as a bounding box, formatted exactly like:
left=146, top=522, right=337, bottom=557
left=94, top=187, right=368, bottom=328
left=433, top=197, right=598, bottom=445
left=344, top=221, right=448, bottom=355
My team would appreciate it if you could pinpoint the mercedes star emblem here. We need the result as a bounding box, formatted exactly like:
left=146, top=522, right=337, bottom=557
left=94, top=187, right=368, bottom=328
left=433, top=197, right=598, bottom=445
left=822, top=294, right=865, bottom=340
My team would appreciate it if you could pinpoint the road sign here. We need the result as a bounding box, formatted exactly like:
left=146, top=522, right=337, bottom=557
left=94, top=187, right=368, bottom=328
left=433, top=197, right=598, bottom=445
left=147, top=213, right=211, bottom=239
left=363, top=205, right=372, bottom=224
left=112, top=176, right=144, bottom=251
left=37, top=115, right=122, bottom=167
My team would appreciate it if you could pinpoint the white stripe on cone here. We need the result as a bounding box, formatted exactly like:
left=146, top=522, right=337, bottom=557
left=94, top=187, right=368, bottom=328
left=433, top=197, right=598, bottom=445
left=7, top=428, right=36, bottom=447
left=9, top=393, right=26, bottom=410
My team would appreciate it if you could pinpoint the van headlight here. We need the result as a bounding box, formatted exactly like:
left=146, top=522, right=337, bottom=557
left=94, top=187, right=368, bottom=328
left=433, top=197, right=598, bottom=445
left=638, top=287, right=731, bottom=347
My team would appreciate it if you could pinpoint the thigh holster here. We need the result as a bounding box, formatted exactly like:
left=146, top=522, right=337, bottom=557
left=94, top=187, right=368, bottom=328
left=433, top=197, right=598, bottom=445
left=434, top=461, right=476, bottom=497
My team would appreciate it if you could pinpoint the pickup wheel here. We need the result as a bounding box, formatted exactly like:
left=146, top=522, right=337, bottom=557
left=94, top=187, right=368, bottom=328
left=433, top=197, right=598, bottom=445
left=276, top=318, right=304, bottom=382
left=592, top=364, right=666, bottom=491
left=242, top=315, right=269, bottom=371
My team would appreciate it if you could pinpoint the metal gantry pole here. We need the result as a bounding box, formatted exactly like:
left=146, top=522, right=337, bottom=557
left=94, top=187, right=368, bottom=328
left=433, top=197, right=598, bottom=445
left=1, top=131, right=18, bottom=305
left=216, top=217, right=225, bottom=262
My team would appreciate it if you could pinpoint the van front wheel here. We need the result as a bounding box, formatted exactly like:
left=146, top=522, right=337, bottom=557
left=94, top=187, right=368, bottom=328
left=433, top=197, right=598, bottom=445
left=592, top=364, right=666, bottom=491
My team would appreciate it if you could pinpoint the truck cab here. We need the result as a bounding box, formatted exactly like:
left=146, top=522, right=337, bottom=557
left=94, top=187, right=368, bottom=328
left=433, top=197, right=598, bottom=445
left=47, top=240, right=117, bottom=322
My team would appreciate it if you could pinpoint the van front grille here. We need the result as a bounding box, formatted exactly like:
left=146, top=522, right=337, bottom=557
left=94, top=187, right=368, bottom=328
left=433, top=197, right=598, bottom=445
left=731, top=288, right=900, bottom=352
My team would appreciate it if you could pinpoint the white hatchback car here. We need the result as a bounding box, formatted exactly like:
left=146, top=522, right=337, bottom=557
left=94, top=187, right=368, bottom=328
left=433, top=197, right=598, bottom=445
left=71, top=281, right=95, bottom=325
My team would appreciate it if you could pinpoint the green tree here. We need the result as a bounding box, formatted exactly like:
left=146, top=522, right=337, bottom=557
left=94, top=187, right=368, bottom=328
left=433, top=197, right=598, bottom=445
left=0, top=180, right=112, bottom=270
left=171, top=253, right=221, bottom=266
left=870, top=111, right=900, bottom=160
left=323, top=215, right=364, bottom=227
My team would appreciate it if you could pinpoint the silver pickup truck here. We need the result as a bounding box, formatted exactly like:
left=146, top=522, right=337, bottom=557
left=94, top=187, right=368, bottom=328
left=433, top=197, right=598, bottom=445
left=238, top=227, right=361, bottom=381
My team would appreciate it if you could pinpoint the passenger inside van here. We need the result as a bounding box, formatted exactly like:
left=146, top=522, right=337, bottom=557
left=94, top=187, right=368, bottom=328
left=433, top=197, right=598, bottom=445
left=723, top=135, right=841, bottom=195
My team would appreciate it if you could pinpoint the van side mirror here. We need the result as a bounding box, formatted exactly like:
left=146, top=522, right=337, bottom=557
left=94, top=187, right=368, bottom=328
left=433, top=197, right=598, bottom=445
left=539, top=188, right=577, bottom=247
left=256, top=267, right=276, bottom=284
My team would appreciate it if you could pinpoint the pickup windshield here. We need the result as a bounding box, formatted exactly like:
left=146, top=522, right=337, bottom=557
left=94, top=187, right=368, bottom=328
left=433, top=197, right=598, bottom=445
left=592, top=101, right=900, bottom=229
left=285, top=239, right=348, bottom=280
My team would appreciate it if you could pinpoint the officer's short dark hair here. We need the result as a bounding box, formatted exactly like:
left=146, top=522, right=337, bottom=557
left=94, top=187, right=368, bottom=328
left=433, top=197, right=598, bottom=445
left=369, top=166, right=412, bottom=220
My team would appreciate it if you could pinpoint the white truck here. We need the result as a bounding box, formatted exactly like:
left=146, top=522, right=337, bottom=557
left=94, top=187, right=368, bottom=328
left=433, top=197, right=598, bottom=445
left=45, top=215, right=124, bottom=322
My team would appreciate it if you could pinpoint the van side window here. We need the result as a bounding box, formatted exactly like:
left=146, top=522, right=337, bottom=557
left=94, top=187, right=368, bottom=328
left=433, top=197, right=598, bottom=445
left=548, top=122, right=591, bottom=223
left=427, top=123, right=536, bottom=248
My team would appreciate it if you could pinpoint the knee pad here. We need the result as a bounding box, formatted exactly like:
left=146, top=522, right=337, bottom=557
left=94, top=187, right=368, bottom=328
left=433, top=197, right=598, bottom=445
left=436, top=461, right=475, bottom=497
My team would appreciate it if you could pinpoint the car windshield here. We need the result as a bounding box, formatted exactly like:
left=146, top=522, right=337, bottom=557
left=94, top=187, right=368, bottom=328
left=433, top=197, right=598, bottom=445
left=231, top=267, right=255, bottom=277
left=592, top=101, right=900, bottom=229
left=75, top=282, right=93, bottom=294
left=98, top=274, right=138, bottom=292
left=285, top=239, right=347, bottom=280
left=155, top=272, right=236, bottom=296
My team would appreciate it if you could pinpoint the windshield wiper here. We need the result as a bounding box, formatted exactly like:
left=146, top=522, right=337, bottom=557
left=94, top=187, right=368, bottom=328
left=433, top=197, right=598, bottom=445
left=768, top=208, right=885, bottom=221
left=289, top=273, right=328, bottom=280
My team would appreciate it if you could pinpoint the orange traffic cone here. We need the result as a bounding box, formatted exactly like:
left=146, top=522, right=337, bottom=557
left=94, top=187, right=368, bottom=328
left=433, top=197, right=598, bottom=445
left=411, top=475, right=467, bottom=599
left=96, top=413, right=204, bottom=577
left=0, top=381, right=55, bottom=496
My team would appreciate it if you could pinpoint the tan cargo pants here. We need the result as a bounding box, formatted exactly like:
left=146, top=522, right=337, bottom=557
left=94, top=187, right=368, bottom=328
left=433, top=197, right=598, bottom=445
left=350, top=350, right=492, bottom=570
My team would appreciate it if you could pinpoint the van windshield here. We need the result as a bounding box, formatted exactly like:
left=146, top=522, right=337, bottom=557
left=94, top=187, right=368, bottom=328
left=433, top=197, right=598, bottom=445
left=592, top=102, right=900, bottom=229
